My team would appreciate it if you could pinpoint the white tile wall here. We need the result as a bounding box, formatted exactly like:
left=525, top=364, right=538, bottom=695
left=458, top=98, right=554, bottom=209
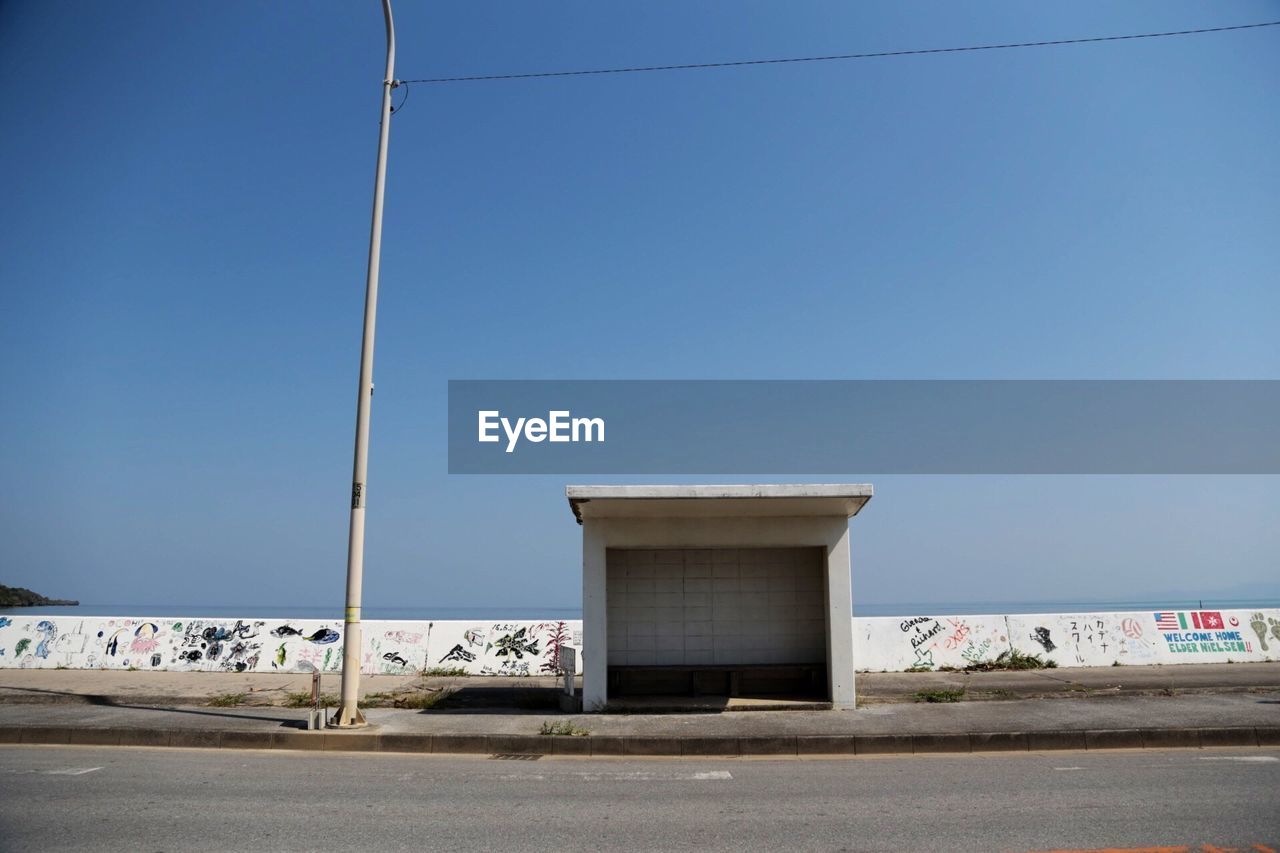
left=606, top=548, right=826, bottom=667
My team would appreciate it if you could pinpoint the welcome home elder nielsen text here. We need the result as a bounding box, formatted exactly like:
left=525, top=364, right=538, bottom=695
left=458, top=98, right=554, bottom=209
left=477, top=410, right=605, bottom=453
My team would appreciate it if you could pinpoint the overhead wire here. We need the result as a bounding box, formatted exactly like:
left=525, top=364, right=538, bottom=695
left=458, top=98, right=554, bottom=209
left=396, top=20, right=1280, bottom=86
left=390, top=79, right=409, bottom=114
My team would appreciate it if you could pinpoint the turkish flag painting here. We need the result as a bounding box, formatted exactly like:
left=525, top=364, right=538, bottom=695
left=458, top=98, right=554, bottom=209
left=1194, top=611, right=1225, bottom=630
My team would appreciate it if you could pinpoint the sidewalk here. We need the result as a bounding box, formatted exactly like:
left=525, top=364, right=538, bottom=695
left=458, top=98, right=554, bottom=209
left=0, top=693, right=1276, bottom=756
left=1, top=662, right=1278, bottom=706
left=0, top=663, right=1275, bottom=757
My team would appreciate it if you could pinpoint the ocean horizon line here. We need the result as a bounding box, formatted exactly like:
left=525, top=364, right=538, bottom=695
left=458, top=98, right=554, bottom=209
left=4, top=597, right=1279, bottom=621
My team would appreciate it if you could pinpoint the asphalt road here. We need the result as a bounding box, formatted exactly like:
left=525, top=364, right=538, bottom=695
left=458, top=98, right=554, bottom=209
left=1, top=746, right=1277, bottom=851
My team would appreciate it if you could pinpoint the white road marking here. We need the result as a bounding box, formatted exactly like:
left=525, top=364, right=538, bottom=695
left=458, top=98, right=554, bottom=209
left=498, top=770, right=733, bottom=782
left=1053, top=767, right=1085, bottom=771
left=1197, top=756, right=1279, bottom=763
left=45, top=767, right=102, bottom=776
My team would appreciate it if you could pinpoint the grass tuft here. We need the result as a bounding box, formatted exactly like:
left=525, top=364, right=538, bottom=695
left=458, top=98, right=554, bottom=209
left=388, top=689, right=453, bottom=710
left=281, top=688, right=455, bottom=709
left=283, top=691, right=338, bottom=708
left=420, top=666, right=470, bottom=678
left=964, top=649, right=1056, bottom=672
left=539, top=720, right=589, bottom=737
left=208, top=692, right=248, bottom=707
left=914, top=688, right=965, bottom=703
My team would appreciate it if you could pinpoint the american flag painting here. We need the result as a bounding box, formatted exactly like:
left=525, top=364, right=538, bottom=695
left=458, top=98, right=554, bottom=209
left=1154, top=612, right=1181, bottom=631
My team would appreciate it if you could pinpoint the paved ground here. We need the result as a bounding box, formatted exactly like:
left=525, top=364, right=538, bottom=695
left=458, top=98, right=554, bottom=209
left=0, top=664, right=1275, bottom=757
left=1, top=691, right=1276, bottom=736
left=2, top=661, right=1277, bottom=706
left=0, top=692, right=1276, bottom=756
left=1, top=745, right=1277, bottom=851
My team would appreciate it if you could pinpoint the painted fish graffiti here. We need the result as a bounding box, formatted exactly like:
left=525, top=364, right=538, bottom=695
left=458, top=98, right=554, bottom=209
left=493, top=628, right=539, bottom=660
left=270, top=625, right=338, bottom=644
left=34, top=621, right=56, bottom=659
left=100, top=628, right=129, bottom=657
left=0, top=616, right=588, bottom=674
left=439, top=644, right=476, bottom=663
left=1030, top=627, right=1056, bottom=653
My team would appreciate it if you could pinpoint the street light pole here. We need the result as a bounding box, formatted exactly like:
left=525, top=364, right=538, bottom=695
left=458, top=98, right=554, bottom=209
left=332, top=0, right=397, bottom=728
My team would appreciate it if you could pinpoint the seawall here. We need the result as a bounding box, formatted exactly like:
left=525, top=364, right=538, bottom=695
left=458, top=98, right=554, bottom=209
left=0, top=608, right=1276, bottom=675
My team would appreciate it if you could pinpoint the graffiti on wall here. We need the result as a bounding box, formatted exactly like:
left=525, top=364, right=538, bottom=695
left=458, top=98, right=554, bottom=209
left=1005, top=609, right=1280, bottom=669
left=873, top=615, right=1008, bottom=672
left=3, top=608, right=1277, bottom=675
left=1018, top=612, right=1151, bottom=668
left=1250, top=612, right=1280, bottom=652
left=1153, top=611, right=1271, bottom=655
left=853, top=608, right=1280, bottom=672
left=0, top=616, right=584, bottom=676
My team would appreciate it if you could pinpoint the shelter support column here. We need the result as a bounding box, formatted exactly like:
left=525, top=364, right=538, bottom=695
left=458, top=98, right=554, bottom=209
left=825, top=522, right=856, bottom=709
left=581, top=520, right=608, bottom=711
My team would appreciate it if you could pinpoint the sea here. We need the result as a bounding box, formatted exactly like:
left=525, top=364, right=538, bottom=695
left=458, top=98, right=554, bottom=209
left=4, top=599, right=1278, bottom=621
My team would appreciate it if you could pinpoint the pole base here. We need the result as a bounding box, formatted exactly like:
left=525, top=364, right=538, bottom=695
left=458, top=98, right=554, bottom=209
left=329, top=703, right=368, bottom=728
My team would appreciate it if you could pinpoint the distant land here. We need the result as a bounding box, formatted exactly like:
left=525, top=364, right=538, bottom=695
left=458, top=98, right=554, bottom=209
left=0, top=584, right=78, bottom=607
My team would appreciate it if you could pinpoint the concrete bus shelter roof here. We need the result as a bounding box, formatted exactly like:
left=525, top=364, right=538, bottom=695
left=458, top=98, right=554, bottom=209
left=566, top=484, right=873, bottom=524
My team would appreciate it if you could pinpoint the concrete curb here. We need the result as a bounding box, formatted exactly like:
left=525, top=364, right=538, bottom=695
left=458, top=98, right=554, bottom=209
left=1, top=725, right=1274, bottom=756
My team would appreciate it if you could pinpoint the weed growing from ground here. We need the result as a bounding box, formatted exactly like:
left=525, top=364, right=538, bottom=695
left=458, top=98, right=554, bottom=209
left=387, top=688, right=454, bottom=709
left=539, top=720, right=589, bottom=736
left=964, top=649, right=1056, bottom=672
left=914, top=688, right=965, bottom=703
left=283, top=691, right=338, bottom=708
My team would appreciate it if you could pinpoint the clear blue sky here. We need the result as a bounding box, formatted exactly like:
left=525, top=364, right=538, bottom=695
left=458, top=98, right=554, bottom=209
left=1, top=1, right=1277, bottom=612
